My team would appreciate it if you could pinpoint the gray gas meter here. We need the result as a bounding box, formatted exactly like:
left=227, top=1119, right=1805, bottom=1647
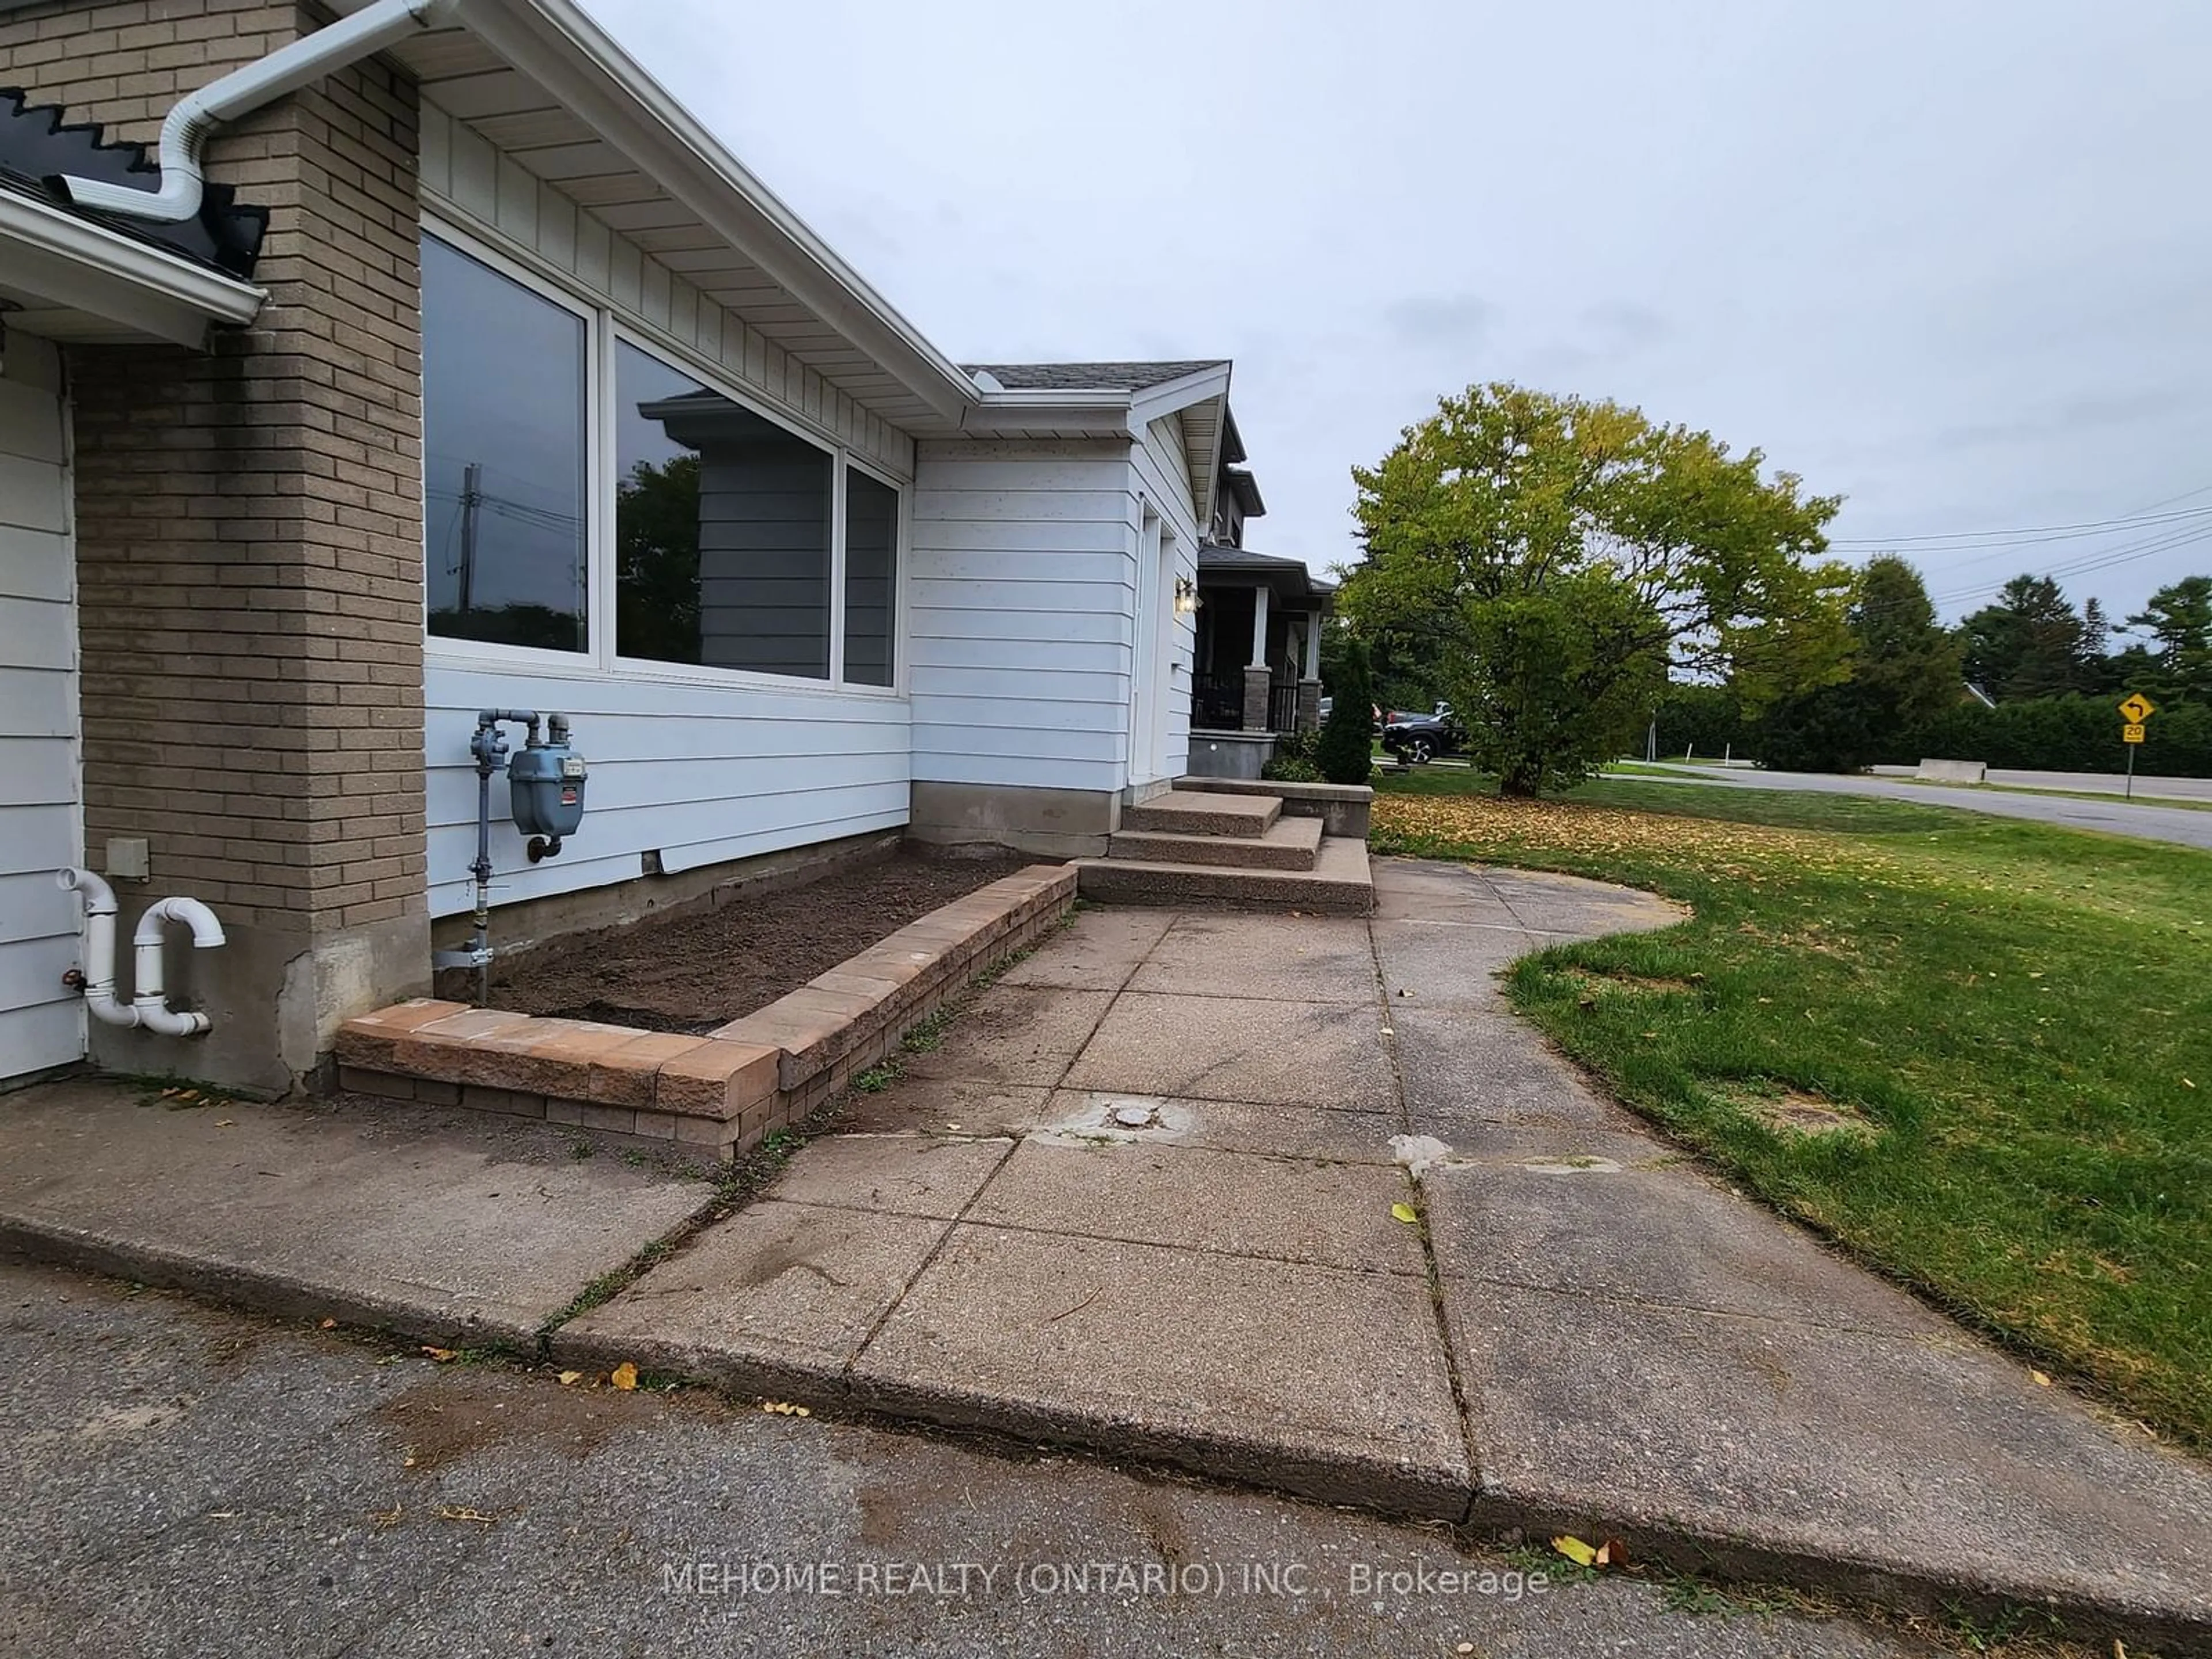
left=507, top=713, right=586, bottom=856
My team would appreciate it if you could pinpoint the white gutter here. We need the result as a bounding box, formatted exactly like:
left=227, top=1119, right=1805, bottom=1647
left=53, top=0, right=454, bottom=224
left=0, top=187, right=265, bottom=346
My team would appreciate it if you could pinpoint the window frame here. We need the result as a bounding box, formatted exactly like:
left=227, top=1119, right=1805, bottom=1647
left=839, top=449, right=909, bottom=691
left=419, top=212, right=908, bottom=700
left=419, top=222, right=603, bottom=671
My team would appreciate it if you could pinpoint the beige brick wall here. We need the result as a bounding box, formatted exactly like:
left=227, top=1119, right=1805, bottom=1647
left=1, top=0, right=431, bottom=1091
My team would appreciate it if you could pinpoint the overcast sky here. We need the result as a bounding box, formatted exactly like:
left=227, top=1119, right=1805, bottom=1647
left=590, top=0, right=2212, bottom=628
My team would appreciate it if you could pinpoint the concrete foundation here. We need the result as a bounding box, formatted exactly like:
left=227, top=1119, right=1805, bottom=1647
left=909, top=781, right=1118, bottom=859
left=1184, top=731, right=1278, bottom=780
left=89, top=904, right=429, bottom=1101
left=429, top=831, right=902, bottom=963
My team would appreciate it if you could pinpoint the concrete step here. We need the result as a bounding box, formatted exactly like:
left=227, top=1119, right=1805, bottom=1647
left=1074, top=835, right=1373, bottom=915
left=1121, top=789, right=1281, bottom=838
left=1105, top=814, right=1323, bottom=871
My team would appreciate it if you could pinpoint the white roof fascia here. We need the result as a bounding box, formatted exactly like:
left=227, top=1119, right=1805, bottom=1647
left=961, top=387, right=1137, bottom=438
left=443, top=0, right=982, bottom=423
left=1127, top=361, right=1231, bottom=427
left=0, top=187, right=266, bottom=347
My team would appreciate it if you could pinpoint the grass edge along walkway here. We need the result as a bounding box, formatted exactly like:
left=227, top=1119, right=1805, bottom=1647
left=1372, top=771, right=2212, bottom=1452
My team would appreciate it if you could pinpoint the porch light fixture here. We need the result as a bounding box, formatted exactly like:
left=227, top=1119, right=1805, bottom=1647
left=1173, top=575, right=1200, bottom=614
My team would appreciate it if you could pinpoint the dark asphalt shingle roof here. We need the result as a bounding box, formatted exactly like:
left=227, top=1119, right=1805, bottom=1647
left=963, top=361, right=1226, bottom=393
left=1197, top=541, right=1336, bottom=597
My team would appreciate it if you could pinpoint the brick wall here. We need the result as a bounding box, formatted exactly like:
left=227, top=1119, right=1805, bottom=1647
left=0, top=0, right=431, bottom=1092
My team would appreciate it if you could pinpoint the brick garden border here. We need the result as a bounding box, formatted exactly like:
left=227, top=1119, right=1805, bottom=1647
left=335, top=865, right=1075, bottom=1158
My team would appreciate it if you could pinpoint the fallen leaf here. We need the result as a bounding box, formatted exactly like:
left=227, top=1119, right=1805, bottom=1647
left=762, top=1400, right=812, bottom=1417
left=2032, top=1370, right=2052, bottom=1388
left=1389, top=1202, right=1418, bottom=1225
left=558, top=1370, right=584, bottom=1387
left=610, top=1361, right=639, bottom=1391
left=421, top=1346, right=458, bottom=1363
left=214, top=1119, right=236, bottom=1128
left=2184, top=1078, right=2196, bottom=1090
left=319, top=1317, right=338, bottom=1330
left=435, top=1505, right=496, bottom=1525
left=1552, top=1535, right=1598, bottom=1567
left=370, top=1506, right=403, bottom=1529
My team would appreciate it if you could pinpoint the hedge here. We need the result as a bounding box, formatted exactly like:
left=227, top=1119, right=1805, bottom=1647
left=1892, top=695, right=2212, bottom=778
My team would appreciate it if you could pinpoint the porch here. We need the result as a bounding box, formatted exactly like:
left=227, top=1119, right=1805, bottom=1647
left=1188, top=543, right=1334, bottom=745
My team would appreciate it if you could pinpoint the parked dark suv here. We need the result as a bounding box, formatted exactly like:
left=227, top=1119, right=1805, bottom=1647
left=1381, top=703, right=1462, bottom=764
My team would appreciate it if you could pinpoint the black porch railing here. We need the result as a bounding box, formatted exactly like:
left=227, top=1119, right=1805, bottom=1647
left=1191, top=673, right=1244, bottom=730
left=1267, top=680, right=1300, bottom=734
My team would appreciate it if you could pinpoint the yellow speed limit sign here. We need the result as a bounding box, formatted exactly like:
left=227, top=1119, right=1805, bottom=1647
left=2119, top=692, right=2157, bottom=724
left=2123, top=722, right=2146, bottom=744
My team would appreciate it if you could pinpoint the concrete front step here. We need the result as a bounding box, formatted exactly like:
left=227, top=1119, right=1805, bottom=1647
left=1121, top=789, right=1281, bottom=838
left=1075, top=835, right=1373, bottom=914
left=1106, top=814, right=1323, bottom=871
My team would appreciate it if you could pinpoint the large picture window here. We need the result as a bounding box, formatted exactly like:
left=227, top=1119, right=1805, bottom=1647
left=422, top=235, right=589, bottom=653
left=421, top=228, right=903, bottom=690
left=615, top=342, right=832, bottom=679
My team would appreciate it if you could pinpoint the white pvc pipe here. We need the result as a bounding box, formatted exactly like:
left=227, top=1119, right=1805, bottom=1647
left=56, top=867, right=128, bottom=1029
left=132, top=896, right=228, bottom=1037
left=56, top=868, right=225, bottom=1037
left=54, top=0, right=453, bottom=225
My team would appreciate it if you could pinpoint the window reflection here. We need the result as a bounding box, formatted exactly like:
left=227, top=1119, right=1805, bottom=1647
left=616, top=342, right=832, bottom=679
left=422, top=236, right=588, bottom=652
left=844, top=469, right=897, bottom=685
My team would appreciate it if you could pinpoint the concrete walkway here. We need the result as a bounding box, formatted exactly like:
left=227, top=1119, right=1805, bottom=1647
left=555, top=861, right=2212, bottom=1646
left=4, top=862, right=2208, bottom=1645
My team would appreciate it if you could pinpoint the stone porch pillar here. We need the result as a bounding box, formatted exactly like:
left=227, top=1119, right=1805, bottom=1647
left=1242, top=666, right=1274, bottom=733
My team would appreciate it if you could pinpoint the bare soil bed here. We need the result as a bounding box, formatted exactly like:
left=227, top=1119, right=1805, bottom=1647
left=468, top=849, right=1038, bottom=1035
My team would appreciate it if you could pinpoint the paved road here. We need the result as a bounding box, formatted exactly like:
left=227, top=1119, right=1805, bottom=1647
left=1620, top=764, right=2212, bottom=850
left=0, top=1256, right=1934, bottom=1658
left=1868, top=765, right=2212, bottom=803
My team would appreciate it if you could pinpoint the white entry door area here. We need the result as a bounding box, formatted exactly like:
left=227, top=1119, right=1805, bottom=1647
left=1127, top=510, right=1176, bottom=787
left=0, top=334, right=85, bottom=1081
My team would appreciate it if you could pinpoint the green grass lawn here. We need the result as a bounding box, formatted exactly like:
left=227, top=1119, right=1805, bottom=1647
left=1373, top=768, right=2212, bottom=1447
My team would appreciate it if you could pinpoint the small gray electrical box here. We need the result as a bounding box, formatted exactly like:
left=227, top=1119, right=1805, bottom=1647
left=106, top=836, right=150, bottom=880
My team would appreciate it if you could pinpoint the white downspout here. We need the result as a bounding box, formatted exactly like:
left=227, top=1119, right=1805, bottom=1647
left=57, top=868, right=226, bottom=1037
left=51, top=0, right=454, bottom=225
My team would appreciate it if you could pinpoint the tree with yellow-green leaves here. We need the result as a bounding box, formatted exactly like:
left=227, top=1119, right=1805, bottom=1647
left=1341, top=383, right=1852, bottom=794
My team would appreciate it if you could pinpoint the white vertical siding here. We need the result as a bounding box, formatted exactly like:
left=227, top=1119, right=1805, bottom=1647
left=423, top=666, right=910, bottom=918
left=418, top=106, right=914, bottom=483
left=907, top=440, right=1142, bottom=794
left=0, top=335, right=84, bottom=1077
left=1134, top=414, right=1204, bottom=781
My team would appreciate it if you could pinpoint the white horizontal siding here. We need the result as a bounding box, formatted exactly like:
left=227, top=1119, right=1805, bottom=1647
left=425, top=664, right=908, bottom=919
left=1135, top=414, right=1203, bottom=781
left=907, top=440, right=1142, bottom=796
left=0, top=334, right=82, bottom=1077
left=419, top=105, right=914, bottom=482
